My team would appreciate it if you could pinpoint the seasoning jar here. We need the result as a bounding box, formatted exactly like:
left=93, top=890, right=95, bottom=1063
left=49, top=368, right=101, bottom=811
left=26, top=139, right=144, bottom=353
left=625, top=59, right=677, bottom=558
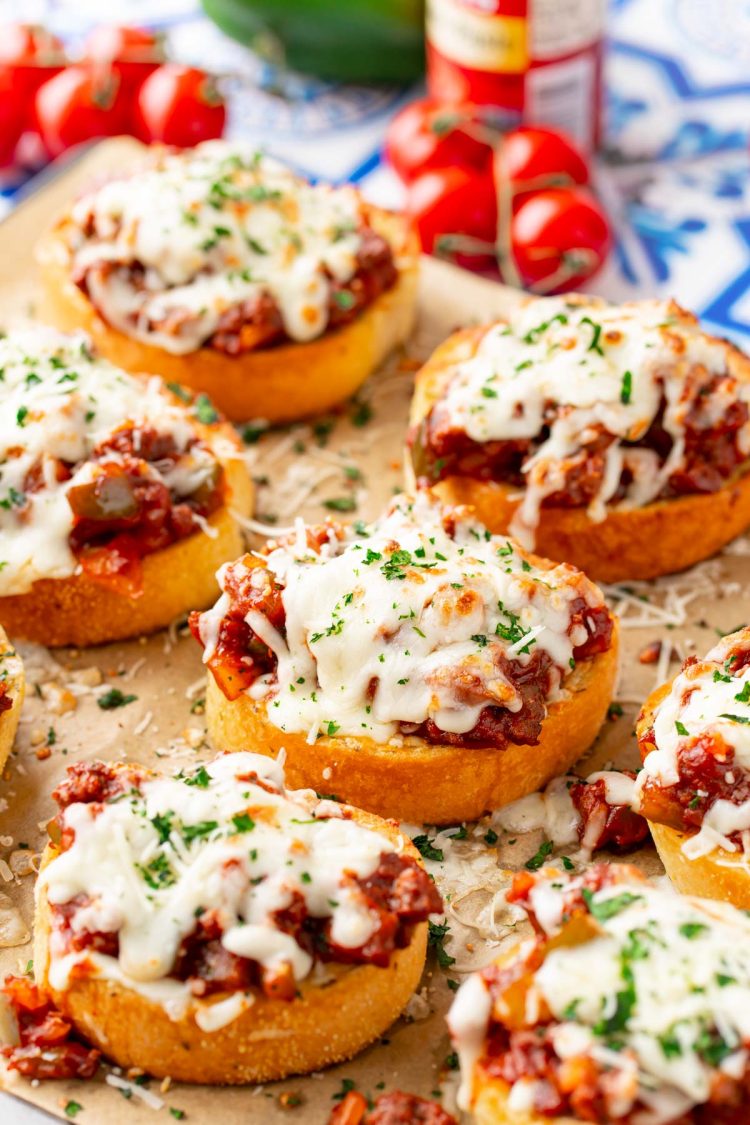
left=426, top=0, right=605, bottom=151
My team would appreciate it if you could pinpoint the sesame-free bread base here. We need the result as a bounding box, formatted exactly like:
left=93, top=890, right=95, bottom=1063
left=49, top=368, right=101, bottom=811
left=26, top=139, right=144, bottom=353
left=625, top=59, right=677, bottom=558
left=205, top=624, right=619, bottom=825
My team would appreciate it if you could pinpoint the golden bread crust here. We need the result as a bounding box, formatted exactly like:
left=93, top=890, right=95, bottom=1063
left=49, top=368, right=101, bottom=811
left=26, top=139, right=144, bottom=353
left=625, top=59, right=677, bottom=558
left=34, top=812, right=427, bottom=1084
left=0, top=450, right=253, bottom=647
left=205, top=622, right=619, bottom=825
left=36, top=210, right=420, bottom=424
left=409, top=326, right=750, bottom=583
left=0, top=626, right=24, bottom=775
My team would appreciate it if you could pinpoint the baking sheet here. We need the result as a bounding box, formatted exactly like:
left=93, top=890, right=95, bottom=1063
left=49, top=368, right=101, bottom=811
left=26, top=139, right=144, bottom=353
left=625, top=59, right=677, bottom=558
left=0, top=136, right=747, bottom=1124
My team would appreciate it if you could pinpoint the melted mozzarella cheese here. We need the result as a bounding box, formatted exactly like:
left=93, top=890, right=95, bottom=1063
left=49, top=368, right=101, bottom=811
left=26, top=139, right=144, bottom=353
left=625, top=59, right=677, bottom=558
left=637, top=630, right=750, bottom=854
left=207, top=493, right=608, bottom=742
left=432, top=297, right=749, bottom=547
left=39, top=752, right=399, bottom=1028
left=68, top=142, right=367, bottom=354
left=450, top=877, right=750, bottom=1121
left=0, top=328, right=224, bottom=595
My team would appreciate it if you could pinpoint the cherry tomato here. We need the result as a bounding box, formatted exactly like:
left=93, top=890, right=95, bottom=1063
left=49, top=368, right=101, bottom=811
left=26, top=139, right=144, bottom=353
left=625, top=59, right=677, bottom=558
left=510, top=186, right=611, bottom=293
left=406, top=166, right=498, bottom=271
left=135, top=64, right=226, bottom=147
left=385, top=97, right=492, bottom=183
left=35, top=66, right=125, bottom=159
left=83, top=26, right=165, bottom=99
left=0, top=24, right=66, bottom=127
left=0, top=70, right=25, bottom=166
left=494, top=126, right=590, bottom=201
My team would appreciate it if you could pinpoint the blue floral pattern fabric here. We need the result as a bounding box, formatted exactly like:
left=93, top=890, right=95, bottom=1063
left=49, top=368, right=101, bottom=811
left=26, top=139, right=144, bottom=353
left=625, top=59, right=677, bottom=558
left=2, top=0, right=750, bottom=341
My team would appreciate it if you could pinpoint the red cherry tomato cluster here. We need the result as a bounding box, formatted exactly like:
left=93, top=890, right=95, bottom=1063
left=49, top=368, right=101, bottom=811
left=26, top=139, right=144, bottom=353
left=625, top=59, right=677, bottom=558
left=386, top=98, right=611, bottom=294
left=0, top=23, right=226, bottom=166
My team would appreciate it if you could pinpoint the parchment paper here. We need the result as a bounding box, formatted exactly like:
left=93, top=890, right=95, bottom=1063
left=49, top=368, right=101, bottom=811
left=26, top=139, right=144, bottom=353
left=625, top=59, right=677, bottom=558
left=0, top=137, right=747, bottom=1124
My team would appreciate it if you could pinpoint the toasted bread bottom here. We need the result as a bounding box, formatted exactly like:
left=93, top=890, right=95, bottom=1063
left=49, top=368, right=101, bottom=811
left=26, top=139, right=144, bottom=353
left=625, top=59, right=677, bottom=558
left=410, top=325, right=750, bottom=583
left=647, top=820, right=750, bottom=908
left=0, top=626, right=24, bottom=775
left=34, top=813, right=427, bottom=1084
left=36, top=213, right=420, bottom=424
left=204, top=626, right=618, bottom=825
left=426, top=474, right=750, bottom=585
left=0, top=458, right=253, bottom=647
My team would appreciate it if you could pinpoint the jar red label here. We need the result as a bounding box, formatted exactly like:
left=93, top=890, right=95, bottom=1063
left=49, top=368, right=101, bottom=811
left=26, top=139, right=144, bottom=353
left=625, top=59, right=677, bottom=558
left=426, top=0, right=605, bottom=151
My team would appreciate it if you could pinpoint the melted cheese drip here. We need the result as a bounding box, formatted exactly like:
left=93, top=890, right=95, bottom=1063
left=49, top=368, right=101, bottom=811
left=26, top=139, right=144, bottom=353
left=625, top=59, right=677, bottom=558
left=636, top=631, right=750, bottom=856
left=0, top=328, right=224, bottom=595
left=209, top=492, right=607, bottom=741
left=450, top=878, right=750, bottom=1122
left=433, top=297, right=749, bottom=547
left=68, top=142, right=366, bottom=354
left=39, top=752, right=399, bottom=1028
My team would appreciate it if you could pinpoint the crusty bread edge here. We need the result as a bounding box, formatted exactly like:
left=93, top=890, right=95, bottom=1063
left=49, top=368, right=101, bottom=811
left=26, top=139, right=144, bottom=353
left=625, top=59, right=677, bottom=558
left=204, top=621, right=619, bottom=826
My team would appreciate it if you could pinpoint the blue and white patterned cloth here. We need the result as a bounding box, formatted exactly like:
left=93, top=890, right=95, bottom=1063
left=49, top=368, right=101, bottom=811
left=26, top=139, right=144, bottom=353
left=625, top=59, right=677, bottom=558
left=3, top=0, right=750, bottom=344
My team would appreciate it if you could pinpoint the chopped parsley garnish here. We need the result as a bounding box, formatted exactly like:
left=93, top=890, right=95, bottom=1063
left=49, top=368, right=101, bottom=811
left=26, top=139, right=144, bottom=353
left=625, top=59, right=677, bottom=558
left=658, top=1031, right=683, bottom=1058
left=483, top=828, right=498, bottom=846
left=232, top=813, right=255, bottom=833
left=719, top=713, right=750, bottom=724
left=522, top=312, right=568, bottom=344
left=138, top=853, right=175, bottom=889
left=428, top=920, right=456, bottom=968
left=97, top=688, right=137, bottom=710
left=16, top=405, right=28, bottom=427
left=193, top=394, right=219, bottom=425
left=495, top=601, right=535, bottom=652
left=184, top=765, right=211, bottom=788
left=150, top=813, right=174, bottom=844
left=64, top=1102, right=84, bottom=1119
left=323, top=496, right=357, bottom=513
left=412, top=835, right=444, bottom=862
left=695, top=1026, right=734, bottom=1067
left=675, top=720, right=689, bottom=736
left=580, top=316, right=604, bottom=355
left=582, top=890, right=642, bottom=921
left=679, top=922, right=708, bottom=939
left=735, top=681, right=750, bottom=703
left=525, top=839, right=553, bottom=871
left=182, top=820, right=219, bottom=842
left=620, top=369, right=633, bottom=404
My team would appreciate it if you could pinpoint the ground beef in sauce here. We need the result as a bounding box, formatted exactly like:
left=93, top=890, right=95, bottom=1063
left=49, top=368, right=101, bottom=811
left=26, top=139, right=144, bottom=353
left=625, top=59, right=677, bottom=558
left=21, top=422, right=224, bottom=598
left=410, top=372, right=749, bottom=506
left=328, top=1090, right=457, bottom=1125
left=570, top=774, right=650, bottom=852
left=0, top=975, right=100, bottom=1081
left=77, top=227, right=397, bottom=355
